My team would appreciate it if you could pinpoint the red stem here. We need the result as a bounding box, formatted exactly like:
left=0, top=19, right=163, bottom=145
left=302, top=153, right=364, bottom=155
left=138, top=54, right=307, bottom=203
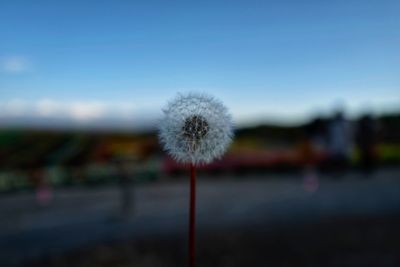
left=189, top=163, right=196, bottom=267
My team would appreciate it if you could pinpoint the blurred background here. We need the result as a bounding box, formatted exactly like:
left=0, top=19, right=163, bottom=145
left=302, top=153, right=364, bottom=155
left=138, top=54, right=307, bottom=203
left=1, top=0, right=400, bottom=266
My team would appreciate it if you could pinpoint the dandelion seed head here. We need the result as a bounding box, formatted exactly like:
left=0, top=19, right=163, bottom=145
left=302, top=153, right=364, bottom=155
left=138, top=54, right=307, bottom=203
left=159, top=92, right=233, bottom=165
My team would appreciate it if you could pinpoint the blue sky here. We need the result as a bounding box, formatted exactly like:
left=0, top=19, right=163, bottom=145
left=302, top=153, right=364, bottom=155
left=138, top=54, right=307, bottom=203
left=0, top=0, right=399, bottom=127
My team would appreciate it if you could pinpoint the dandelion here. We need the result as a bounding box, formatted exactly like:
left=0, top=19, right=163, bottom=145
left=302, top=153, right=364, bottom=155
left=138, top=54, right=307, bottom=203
left=158, top=92, right=233, bottom=267
left=159, top=92, right=233, bottom=165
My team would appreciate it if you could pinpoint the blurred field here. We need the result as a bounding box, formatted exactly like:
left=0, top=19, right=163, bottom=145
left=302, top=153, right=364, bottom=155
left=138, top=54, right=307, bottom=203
left=1, top=113, right=399, bottom=192
left=1, top=169, right=400, bottom=266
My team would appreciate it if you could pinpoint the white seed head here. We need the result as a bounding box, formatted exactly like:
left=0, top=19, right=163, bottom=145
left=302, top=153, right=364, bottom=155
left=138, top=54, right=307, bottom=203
left=159, top=92, right=233, bottom=165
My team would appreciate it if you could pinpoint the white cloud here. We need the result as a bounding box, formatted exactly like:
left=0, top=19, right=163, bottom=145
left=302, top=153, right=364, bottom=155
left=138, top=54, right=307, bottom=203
left=1, top=56, right=31, bottom=74
left=67, top=102, right=107, bottom=121
left=0, top=98, right=139, bottom=122
left=37, top=100, right=123, bottom=121
left=36, top=99, right=61, bottom=117
left=1, top=99, right=30, bottom=116
left=35, top=99, right=108, bottom=120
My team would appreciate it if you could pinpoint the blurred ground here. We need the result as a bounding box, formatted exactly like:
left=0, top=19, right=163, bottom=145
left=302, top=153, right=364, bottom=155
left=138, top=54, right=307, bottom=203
left=0, top=168, right=400, bottom=266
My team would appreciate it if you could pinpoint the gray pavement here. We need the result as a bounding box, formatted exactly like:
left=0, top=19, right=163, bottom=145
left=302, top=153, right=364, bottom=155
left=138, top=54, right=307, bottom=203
left=0, top=169, right=400, bottom=266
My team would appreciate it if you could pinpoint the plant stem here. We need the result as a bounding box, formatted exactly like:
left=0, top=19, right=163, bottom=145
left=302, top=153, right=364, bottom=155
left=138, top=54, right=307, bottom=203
left=189, top=163, right=196, bottom=267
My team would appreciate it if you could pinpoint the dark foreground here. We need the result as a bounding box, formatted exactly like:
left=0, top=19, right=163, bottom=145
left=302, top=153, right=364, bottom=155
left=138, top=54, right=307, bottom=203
left=1, top=168, right=400, bottom=266
left=31, top=215, right=400, bottom=267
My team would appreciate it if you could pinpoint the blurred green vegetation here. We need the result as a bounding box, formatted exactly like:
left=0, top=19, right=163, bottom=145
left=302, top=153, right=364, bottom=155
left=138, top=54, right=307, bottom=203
left=0, top=113, right=399, bottom=192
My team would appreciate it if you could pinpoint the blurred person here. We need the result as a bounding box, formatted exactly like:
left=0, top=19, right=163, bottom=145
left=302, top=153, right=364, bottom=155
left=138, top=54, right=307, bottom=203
left=30, top=168, right=53, bottom=206
left=355, top=114, right=377, bottom=176
left=113, top=139, right=157, bottom=220
left=327, top=110, right=352, bottom=176
left=300, top=118, right=327, bottom=192
left=114, top=156, right=135, bottom=219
